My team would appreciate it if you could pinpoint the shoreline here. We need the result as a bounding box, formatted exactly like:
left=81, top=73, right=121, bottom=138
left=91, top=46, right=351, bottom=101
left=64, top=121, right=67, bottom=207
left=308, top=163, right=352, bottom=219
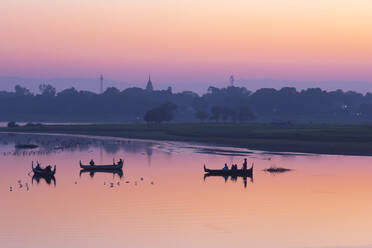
left=1, top=123, right=372, bottom=156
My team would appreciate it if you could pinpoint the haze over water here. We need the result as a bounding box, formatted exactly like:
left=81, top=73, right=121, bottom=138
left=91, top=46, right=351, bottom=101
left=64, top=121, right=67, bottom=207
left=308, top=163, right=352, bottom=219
left=0, top=133, right=372, bottom=248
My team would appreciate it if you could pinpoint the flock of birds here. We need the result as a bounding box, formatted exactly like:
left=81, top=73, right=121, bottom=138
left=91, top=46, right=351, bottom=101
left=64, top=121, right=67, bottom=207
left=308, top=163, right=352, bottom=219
left=101, top=177, right=155, bottom=189
left=10, top=177, right=155, bottom=192
left=9, top=180, right=30, bottom=192
left=3, top=150, right=65, bottom=157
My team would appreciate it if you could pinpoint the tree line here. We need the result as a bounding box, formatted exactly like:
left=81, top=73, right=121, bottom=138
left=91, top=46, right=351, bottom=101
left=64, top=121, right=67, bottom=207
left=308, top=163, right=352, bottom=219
left=2, top=84, right=372, bottom=123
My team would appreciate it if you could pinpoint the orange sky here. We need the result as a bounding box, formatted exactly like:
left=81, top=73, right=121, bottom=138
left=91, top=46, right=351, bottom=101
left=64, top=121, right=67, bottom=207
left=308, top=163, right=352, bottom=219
left=0, top=0, right=371, bottom=85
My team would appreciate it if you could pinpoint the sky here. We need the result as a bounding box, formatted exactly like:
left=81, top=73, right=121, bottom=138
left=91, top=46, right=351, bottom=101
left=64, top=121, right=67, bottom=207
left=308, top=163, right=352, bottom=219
left=0, top=0, right=372, bottom=92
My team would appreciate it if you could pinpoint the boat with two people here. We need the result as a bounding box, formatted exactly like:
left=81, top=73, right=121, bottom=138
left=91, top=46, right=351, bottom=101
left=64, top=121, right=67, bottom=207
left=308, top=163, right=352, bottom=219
left=79, top=158, right=124, bottom=171
left=31, top=161, right=56, bottom=186
left=32, top=161, right=56, bottom=176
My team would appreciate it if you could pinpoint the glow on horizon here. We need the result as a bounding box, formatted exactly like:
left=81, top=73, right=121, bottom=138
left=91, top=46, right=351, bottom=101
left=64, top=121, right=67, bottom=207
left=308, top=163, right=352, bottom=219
left=0, top=0, right=371, bottom=84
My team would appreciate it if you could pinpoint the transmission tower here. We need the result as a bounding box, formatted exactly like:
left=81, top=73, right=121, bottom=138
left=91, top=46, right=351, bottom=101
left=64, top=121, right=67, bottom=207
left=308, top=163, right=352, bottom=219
left=100, top=75, right=104, bottom=94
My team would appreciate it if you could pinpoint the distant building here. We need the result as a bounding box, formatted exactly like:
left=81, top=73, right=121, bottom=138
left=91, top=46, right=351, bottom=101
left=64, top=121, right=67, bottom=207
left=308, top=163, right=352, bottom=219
left=146, top=75, right=154, bottom=92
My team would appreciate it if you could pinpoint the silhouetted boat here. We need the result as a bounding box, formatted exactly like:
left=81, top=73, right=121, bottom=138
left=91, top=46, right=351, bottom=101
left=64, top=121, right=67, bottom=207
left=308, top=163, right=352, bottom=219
left=79, top=159, right=123, bottom=170
left=32, top=162, right=56, bottom=176
left=203, top=164, right=254, bottom=188
left=203, top=164, right=253, bottom=176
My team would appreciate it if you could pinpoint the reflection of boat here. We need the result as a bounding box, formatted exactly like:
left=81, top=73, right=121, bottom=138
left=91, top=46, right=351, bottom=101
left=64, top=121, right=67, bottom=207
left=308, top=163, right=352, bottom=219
left=32, top=162, right=56, bottom=176
left=203, top=164, right=253, bottom=176
left=203, top=164, right=254, bottom=188
left=32, top=174, right=56, bottom=186
left=79, top=169, right=123, bottom=178
left=79, top=159, right=123, bottom=170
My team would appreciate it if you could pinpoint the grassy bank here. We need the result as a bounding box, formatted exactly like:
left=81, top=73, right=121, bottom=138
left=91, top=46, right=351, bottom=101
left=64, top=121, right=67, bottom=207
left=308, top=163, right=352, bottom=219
left=1, top=123, right=372, bottom=156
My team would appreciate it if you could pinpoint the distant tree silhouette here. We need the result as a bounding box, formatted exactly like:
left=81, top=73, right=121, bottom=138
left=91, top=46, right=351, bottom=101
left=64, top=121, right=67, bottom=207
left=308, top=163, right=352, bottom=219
left=39, top=84, right=56, bottom=97
left=144, top=102, right=178, bottom=123
left=238, top=106, right=255, bottom=122
left=15, top=85, right=32, bottom=96
left=7, top=121, right=18, bottom=127
left=195, top=111, right=209, bottom=122
left=2, top=83, right=372, bottom=123
left=210, top=106, right=223, bottom=122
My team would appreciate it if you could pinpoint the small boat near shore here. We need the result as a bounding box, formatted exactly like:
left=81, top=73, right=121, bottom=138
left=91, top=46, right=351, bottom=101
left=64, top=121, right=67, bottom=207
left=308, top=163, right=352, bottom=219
left=79, top=159, right=124, bottom=170
left=32, top=161, right=56, bottom=176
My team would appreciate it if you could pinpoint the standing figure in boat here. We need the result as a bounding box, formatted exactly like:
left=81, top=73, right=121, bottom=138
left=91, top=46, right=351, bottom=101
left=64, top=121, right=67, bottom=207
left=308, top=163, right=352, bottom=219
left=242, top=158, right=248, bottom=171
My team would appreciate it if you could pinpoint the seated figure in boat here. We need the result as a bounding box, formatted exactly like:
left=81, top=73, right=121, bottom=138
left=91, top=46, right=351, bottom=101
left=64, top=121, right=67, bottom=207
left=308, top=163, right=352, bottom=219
left=89, top=159, right=95, bottom=166
left=223, top=163, right=229, bottom=171
left=231, top=164, right=237, bottom=171
left=35, top=161, right=41, bottom=170
left=118, top=158, right=123, bottom=165
left=45, top=165, right=52, bottom=173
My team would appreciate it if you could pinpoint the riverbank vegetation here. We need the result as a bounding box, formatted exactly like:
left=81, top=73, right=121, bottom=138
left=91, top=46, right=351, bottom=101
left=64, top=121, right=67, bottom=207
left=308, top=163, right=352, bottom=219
left=2, top=123, right=372, bottom=156
left=2, top=84, right=372, bottom=123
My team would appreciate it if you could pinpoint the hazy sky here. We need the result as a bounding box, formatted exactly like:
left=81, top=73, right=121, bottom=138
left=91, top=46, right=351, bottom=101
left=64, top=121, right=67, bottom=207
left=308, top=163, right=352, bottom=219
left=1, top=0, right=371, bottom=89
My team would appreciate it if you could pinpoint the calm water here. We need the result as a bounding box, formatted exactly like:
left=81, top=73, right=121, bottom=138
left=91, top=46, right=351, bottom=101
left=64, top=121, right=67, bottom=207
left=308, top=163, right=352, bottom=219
left=1, top=133, right=372, bottom=248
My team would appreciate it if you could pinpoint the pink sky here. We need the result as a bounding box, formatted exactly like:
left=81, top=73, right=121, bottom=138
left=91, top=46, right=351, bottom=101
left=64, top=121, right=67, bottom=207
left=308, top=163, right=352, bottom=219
left=1, top=0, right=371, bottom=87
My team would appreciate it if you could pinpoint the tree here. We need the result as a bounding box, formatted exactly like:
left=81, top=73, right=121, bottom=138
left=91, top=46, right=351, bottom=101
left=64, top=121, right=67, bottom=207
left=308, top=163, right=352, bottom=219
left=195, top=111, right=209, bottom=122
left=144, top=102, right=178, bottom=123
left=7, top=121, right=19, bottom=128
left=15, top=85, right=31, bottom=96
left=238, top=106, right=255, bottom=122
left=57, top=87, right=78, bottom=98
left=39, top=84, right=56, bottom=97
left=210, top=106, right=223, bottom=122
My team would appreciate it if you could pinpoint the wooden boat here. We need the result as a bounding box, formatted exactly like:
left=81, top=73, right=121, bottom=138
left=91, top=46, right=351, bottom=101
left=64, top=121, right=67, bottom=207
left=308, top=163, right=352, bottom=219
left=203, top=164, right=253, bottom=176
left=79, top=159, right=123, bottom=170
left=32, top=161, right=56, bottom=176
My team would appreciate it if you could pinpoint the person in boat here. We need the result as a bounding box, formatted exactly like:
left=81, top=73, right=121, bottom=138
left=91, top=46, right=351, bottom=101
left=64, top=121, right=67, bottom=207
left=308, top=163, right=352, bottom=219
left=223, top=163, right=229, bottom=171
left=242, top=158, right=248, bottom=171
left=45, top=165, right=52, bottom=173
left=118, top=158, right=123, bottom=165
left=35, top=161, right=41, bottom=170
left=89, top=159, right=95, bottom=166
left=232, top=164, right=238, bottom=170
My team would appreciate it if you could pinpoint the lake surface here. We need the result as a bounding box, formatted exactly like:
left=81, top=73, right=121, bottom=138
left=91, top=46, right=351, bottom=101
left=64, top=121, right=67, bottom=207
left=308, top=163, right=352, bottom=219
left=1, top=133, right=372, bottom=248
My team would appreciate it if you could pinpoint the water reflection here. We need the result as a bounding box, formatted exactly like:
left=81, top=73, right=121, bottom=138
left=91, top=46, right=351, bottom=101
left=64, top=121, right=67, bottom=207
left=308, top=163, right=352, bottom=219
left=0, top=133, right=157, bottom=159
left=32, top=174, right=56, bottom=187
left=203, top=174, right=253, bottom=188
left=2, top=133, right=372, bottom=248
left=79, top=169, right=123, bottom=179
